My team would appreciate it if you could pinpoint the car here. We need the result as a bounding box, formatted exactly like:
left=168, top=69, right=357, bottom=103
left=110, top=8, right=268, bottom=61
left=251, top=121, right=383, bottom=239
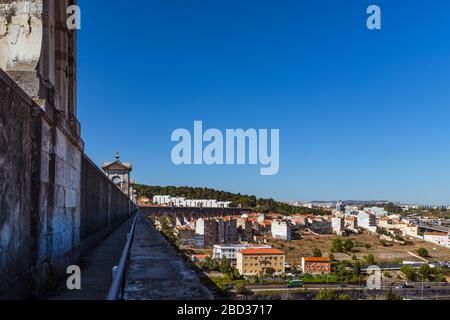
left=395, top=284, right=405, bottom=289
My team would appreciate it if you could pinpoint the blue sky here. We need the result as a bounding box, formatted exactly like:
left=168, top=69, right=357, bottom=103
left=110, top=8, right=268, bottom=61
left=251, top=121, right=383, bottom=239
left=77, top=0, right=450, bottom=205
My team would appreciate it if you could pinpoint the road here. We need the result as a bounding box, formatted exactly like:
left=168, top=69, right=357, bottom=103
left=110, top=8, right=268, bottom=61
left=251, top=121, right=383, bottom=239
left=242, top=282, right=450, bottom=293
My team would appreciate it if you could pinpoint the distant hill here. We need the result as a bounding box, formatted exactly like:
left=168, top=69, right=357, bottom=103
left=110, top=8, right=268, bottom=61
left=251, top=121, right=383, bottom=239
left=133, top=184, right=331, bottom=216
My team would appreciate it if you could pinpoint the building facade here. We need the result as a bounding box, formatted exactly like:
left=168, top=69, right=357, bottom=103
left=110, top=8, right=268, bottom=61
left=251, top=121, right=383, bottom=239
left=301, top=257, right=331, bottom=275
left=236, top=248, right=285, bottom=276
left=102, top=152, right=133, bottom=197
left=271, top=220, right=292, bottom=241
left=357, top=211, right=377, bottom=232
left=213, top=244, right=272, bottom=266
left=195, top=218, right=218, bottom=246
left=424, top=232, right=450, bottom=248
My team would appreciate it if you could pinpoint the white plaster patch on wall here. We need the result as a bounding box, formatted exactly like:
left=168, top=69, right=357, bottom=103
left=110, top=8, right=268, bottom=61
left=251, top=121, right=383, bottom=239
left=0, top=1, right=43, bottom=71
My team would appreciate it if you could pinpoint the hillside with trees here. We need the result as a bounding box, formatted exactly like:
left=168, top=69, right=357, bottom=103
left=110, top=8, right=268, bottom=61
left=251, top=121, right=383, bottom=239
left=133, top=184, right=330, bottom=216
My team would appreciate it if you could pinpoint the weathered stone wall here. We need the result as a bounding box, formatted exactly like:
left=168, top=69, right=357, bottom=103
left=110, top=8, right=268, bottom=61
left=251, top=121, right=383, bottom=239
left=0, top=69, right=136, bottom=299
left=80, top=155, right=135, bottom=251
left=0, top=66, right=37, bottom=299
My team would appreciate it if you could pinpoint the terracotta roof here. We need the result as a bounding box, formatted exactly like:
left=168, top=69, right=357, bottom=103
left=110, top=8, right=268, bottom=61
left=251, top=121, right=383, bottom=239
left=239, top=248, right=284, bottom=255
left=303, top=257, right=331, bottom=263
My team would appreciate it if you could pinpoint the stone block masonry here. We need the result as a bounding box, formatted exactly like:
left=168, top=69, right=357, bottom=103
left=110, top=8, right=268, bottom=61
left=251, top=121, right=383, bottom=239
left=0, top=68, right=136, bottom=299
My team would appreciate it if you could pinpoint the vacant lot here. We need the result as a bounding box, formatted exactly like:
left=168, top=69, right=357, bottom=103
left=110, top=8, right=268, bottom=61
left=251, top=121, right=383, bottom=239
left=269, top=231, right=450, bottom=266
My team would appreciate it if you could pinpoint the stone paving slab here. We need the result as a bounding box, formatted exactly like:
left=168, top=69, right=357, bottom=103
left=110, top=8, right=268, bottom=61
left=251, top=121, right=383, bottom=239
left=123, top=215, right=213, bottom=300
left=46, top=218, right=132, bottom=300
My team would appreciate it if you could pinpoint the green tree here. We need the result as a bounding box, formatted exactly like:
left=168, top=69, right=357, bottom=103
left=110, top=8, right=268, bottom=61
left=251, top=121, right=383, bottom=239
left=235, top=282, right=248, bottom=295
left=337, top=294, right=352, bottom=300
left=386, top=289, right=402, bottom=300
left=331, top=239, right=343, bottom=253
left=265, top=267, right=276, bottom=277
left=417, top=247, right=429, bottom=258
left=219, top=258, right=232, bottom=274
left=401, top=265, right=417, bottom=282
left=364, top=254, right=375, bottom=265
left=209, top=259, right=220, bottom=272
left=418, top=264, right=432, bottom=280
left=316, top=289, right=337, bottom=300
left=343, top=239, right=354, bottom=253
left=312, top=248, right=323, bottom=257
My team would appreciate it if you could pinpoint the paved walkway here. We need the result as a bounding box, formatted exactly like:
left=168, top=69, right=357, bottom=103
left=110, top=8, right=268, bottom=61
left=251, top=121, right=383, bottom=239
left=123, top=214, right=213, bottom=300
left=46, top=219, right=132, bottom=300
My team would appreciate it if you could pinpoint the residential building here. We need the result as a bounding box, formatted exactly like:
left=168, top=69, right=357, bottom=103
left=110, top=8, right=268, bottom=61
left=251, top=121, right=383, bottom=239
left=424, top=232, right=450, bottom=248
left=195, top=234, right=205, bottom=248
left=152, top=195, right=232, bottom=208
left=301, top=257, right=331, bottom=275
left=332, top=217, right=345, bottom=235
left=224, top=217, right=238, bottom=243
left=271, top=220, right=292, bottom=241
left=213, top=244, right=272, bottom=266
left=195, top=218, right=218, bottom=246
left=357, top=211, right=377, bottom=232
left=308, top=217, right=332, bottom=234
left=236, top=248, right=286, bottom=276
left=345, top=216, right=358, bottom=231
left=175, top=226, right=195, bottom=247
left=237, top=218, right=253, bottom=241
left=364, top=207, right=388, bottom=217
left=336, top=201, right=346, bottom=213
left=258, top=214, right=266, bottom=224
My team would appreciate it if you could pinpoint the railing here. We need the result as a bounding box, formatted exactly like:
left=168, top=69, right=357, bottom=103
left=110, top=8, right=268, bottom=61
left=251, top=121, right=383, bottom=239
left=106, top=213, right=139, bottom=300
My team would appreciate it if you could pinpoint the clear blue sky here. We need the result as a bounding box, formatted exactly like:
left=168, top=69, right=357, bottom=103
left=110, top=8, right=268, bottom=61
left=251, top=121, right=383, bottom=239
left=77, top=0, right=450, bottom=205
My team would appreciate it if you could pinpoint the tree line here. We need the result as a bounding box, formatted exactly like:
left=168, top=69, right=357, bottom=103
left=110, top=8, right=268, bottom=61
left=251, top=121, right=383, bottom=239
left=133, top=184, right=330, bottom=216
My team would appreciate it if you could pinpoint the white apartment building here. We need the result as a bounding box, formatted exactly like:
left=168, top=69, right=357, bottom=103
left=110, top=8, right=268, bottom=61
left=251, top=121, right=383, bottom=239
left=424, top=232, right=450, bottom=248
left=152, top=195, right=232, bottom=208
left=332, top=217, right=345, bottom=235
left=271, top=220, right=292, bottom=241
left=357, top=211, right=377, bottom=232
left=212, top=244, right=272, bottom=266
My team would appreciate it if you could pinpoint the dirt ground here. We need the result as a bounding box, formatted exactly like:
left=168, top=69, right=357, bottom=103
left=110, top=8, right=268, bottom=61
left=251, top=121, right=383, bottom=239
left=268, top=231, right=450, bottom=267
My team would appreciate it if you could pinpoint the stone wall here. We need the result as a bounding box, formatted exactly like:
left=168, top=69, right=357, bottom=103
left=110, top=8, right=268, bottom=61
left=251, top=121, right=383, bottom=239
left=0, top=69, right=136, bottom=299
left=80, top=155, right=135, bottom=252
left=0, top=66, right=37, bottom=300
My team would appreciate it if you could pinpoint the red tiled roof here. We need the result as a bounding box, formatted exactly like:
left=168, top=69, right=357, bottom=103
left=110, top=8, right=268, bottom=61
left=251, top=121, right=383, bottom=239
left=303, top=257, right=331, bottom=263
left=240, top=248, right=284, bottom=255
